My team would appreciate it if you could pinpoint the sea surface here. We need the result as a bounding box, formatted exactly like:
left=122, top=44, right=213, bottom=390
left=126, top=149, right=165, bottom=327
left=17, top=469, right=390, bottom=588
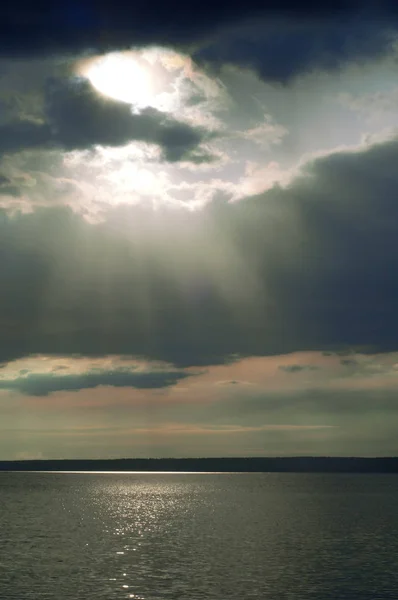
left=1, top=472, right=398, bottom=599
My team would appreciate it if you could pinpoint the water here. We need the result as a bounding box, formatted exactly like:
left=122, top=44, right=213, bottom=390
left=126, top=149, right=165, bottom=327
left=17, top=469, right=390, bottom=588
left=1, top=473, right=398, bottom=599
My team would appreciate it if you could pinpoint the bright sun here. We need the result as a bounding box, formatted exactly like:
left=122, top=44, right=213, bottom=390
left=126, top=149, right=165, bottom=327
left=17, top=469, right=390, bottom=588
left=81, top=52, right=154, bottom=110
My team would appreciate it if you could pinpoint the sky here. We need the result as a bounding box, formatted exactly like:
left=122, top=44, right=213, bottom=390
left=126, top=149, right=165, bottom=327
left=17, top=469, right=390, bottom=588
left=2, top=1, right=398, bottom=459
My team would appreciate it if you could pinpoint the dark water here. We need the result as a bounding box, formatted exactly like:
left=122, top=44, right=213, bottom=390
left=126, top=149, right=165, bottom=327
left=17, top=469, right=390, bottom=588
left=1, top=473, right=398, bottom=599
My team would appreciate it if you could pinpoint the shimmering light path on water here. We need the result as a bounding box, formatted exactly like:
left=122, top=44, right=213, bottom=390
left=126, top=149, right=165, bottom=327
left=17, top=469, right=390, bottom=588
left=1, top=472, right=398, bottom=599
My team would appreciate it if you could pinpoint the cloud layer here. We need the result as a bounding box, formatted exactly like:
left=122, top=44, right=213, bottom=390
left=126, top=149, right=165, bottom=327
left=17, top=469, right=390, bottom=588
left=2, top=133, right=398, bottom=367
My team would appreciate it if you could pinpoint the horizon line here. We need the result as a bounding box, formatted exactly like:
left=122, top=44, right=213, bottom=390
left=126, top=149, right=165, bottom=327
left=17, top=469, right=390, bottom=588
left=2, top=456, right=398, bottom=462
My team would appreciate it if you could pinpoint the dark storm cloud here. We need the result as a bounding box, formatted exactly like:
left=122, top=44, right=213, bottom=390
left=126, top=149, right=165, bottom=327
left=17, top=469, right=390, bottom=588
left=0, top=368, right=190, bottom=396
left=2, top=134, right=398, bottom=366
left=193, top=18, right=396, bottom=84
left=1, top=2, right=398, bottom=83
left=46, top=77, right=210, bottom=161
left=0, top=120, right=52, bottom=154
left=0, top=78, right=210, bottom=162
left=0, top=1, right=379, bottom=55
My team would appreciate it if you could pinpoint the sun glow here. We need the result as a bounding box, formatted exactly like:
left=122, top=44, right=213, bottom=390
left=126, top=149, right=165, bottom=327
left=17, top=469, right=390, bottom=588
left=81, top=52, right=155, bottom=110
left=68, top=48, right=232, bottom=215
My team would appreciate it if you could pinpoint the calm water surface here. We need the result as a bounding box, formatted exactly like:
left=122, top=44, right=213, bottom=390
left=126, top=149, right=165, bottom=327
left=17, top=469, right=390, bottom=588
left=1, top=472, right=398, bottom=599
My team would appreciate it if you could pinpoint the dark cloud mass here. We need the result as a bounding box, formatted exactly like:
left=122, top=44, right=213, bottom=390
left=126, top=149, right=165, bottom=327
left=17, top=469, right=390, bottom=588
left=193, top=19, right=396, bottom=84
left=0, top=120, right=52, bottom=154
left=1, top=2, right=398, bottom=84
left=0, top=78, right=209, bottom=162
left=0, top=368, right=190, bottom=396
left=2, top=135, right=398, bottom=366
left=0, top=2, right=371, bottom=55
left=46, top=78, right=209, bottom=161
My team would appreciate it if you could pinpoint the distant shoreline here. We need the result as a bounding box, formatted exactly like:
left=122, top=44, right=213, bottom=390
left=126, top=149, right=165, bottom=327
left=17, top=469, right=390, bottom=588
left=1, top=457, right=398, bottom=473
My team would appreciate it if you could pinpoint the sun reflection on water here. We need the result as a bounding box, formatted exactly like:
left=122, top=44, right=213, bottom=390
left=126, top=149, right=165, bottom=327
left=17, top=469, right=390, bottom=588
left=85, top=475, right=203, bottom=598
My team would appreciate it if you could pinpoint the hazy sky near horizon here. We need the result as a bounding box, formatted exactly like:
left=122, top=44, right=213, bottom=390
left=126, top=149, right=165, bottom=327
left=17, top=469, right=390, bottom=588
left=2, top=1, right=398, bottom=459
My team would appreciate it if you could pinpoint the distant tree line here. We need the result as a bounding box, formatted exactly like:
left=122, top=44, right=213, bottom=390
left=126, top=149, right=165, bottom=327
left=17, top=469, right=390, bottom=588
left=1, top=457, right=398, bottom=473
